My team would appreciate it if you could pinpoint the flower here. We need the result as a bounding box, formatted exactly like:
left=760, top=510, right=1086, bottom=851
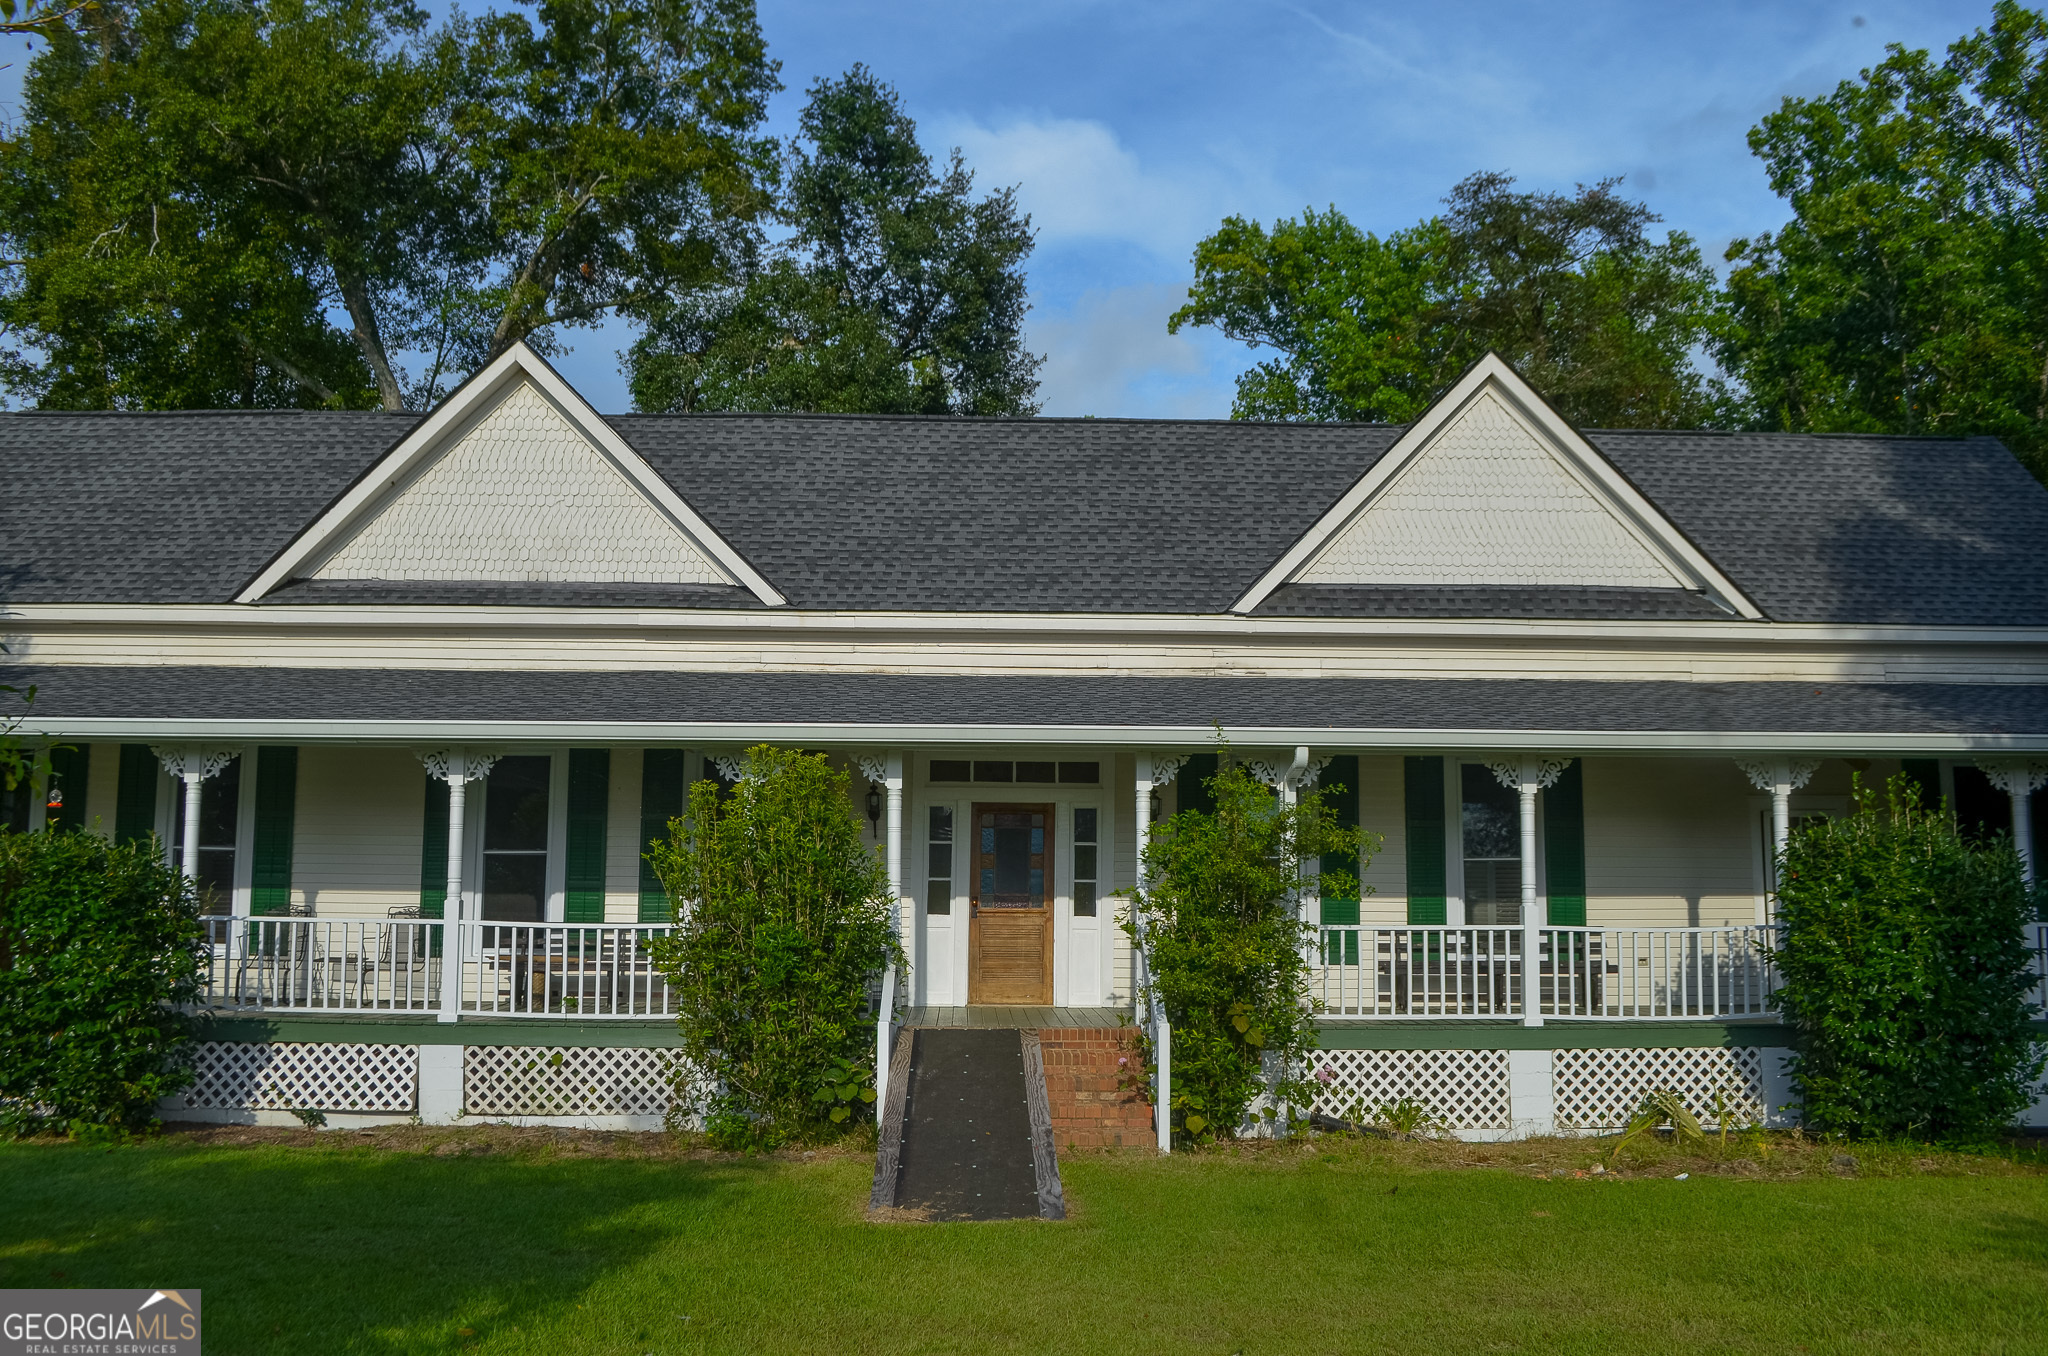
left=1117, top=1056, right=1128, bottom=1067
left=1316, top=1065, right=1335, bottom=1085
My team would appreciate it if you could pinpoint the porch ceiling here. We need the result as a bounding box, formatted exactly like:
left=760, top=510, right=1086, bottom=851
left=9, top=664, right=2048, bottom=752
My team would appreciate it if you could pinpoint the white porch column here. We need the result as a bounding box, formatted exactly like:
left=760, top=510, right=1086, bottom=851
left=1737, top=758, right=1820, bottom=918
left=1979, top=760, right=2048, bottom=886
left=1487, top=758, right=1570, bottom=1029
left=1139, top=752, right=1189, bottom=1153
left=152, top=747, right=237, bottom=887
left=859, top=752, right=906, bottom=1109
left=418, top=749, right=500, bottom=1024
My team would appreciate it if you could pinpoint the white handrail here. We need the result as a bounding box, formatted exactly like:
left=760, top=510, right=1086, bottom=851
left=200, top=915, right=445, bottom=1013
left=456, top=922, right=677, bottom=1017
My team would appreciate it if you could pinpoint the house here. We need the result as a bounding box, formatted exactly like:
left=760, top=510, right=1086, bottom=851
left=4, top=347, right=2045, bottom=1141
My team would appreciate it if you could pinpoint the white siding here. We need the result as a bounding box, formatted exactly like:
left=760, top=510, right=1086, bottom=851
left=1299, top=390, right=1683, bottom=588
left=1583, top=757, right=1760, bottom=927
left=292, top=747, right=425, bottom=915
left=311, top=381, right=725, bottom=585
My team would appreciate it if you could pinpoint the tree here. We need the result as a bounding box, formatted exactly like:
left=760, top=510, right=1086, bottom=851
left=0, top=0, right=781, bottom=411
left=645, top=746, right=899, bottom=1150
left=1714, top=1, right=2048, bottom=485
left=629, top=64, right=1041, bottom=415
left=1770, top=775, right=2045, bottom=1141
left=1168, top=173, right=1719, bottom=428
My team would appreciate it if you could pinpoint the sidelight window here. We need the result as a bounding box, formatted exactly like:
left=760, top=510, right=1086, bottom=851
left=926, top=805, right=954, bottom=916
left=1072, top=807, right=1099, bottom=917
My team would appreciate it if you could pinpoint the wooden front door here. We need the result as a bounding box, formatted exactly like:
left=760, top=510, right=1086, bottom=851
left=968, top=803, right=1053, bottom=1005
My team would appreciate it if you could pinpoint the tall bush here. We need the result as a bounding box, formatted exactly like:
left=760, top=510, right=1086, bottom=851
left=0, top=829, right=205, bottom=1136
left=1123, top=757, right=1373, bottom=1144
left=647, top=746, right=899, bottom=1150
left=1771, top=774, right=2045, bottom=1141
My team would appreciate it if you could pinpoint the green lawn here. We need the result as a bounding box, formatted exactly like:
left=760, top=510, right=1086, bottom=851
left=3, top=1127, right=2045, bottom=1355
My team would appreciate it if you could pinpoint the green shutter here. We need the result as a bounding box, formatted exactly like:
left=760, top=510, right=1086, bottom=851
left=1318, top=755, right=1361, bottom=926
left=249, top=746, right=298, bottom=916
left=638, top=749, right=687, bottom=922
left=1900, top=759, right=1942, bottom=813
left=115, top=744, right=159, bottom=845
left=1177, top=753, right=1219, bottom=818
left=44, top=743, right=89, bottom=833
left=1543, top=759, right=1586, bottom=927
left=420, top=774, right=449, bottom=919
left=1403, top=755, right=1447, bottom=925
left=565, top=748, right=609, bottom=923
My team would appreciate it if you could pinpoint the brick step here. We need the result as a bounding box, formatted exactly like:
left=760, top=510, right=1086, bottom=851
left=1035, top=1026, right=1156, bottom=1149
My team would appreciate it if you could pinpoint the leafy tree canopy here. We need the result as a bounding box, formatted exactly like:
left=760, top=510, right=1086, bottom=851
left=0, top=0, right=780, bottom=410
left=628, top=64, right=1042, bottom=415
left=1714, top=0, right=2048, bottom=485
left=1168, top=172, right=1718, bottom=428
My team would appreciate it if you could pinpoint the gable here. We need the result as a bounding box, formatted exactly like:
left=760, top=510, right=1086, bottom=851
left=236, top=344, right=784, bottom=605
left=1296, top=388, right=1683, bottom=588
left=1233, top=354, right=1762, bottom=618
left=309, top=382, right=725, bottom=585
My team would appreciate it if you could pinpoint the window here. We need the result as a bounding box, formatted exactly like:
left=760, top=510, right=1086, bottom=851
left=931, top=758, right=1097, bottom=785
left=1072, top=807, right=1099, bottom=917
left=926, top=805, right=954, bottom=916
left=1460, top=763, right=1519, bottom=926
left=482, top=755, right=550, bottom=922
left=172, top=756, right=242, bottom=912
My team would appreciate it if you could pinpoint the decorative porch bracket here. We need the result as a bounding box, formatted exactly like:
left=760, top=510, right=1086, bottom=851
left=1486, top=757, right=1573, bottom=1029
left=1736, top=758, right=1820, bottom=908
left=704, top=751, right=747, bottom=783
left=153, top=746, right=240, bottom=886
left=1978, top=758, right=2048, bottom=885
left=417, top=748, right=501, bottom=1024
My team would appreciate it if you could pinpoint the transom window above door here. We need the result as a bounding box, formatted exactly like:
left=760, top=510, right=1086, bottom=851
left=929, top=759, right=1098, bottom=784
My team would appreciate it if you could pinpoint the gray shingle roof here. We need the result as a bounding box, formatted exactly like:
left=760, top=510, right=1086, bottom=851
left=3, top=408, right=2045, bottom=624
left=1254, top=584, right=1734, bottom=620
left=10, top=664, right=2048, bottom=739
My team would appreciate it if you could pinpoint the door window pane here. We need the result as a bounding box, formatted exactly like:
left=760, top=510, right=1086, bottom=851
left=1460, top=763, right=1520, bottom=926
left=977, top=809, right=1048, bottom=907
left=1072, top=807, right=1099, bottom=917
left=926, top=805, right=953, bottom=916
left=483, top=756, right=551, bottom=922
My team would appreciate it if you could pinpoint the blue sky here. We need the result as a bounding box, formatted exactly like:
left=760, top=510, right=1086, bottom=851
left=0, top=1, right=2008, bottom=414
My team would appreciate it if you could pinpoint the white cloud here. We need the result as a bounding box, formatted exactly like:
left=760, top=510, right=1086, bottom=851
left=936, top=115, right=1219, bottom=261
left=1028, top=282, right=1243, bottom=418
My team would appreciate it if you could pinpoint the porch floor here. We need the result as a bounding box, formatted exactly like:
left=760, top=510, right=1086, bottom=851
left=904, top=1005, right=1127, bottom=1029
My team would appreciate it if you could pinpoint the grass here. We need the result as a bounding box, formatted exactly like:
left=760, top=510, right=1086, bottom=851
left=3, top=1124, right=2046, bottom=1355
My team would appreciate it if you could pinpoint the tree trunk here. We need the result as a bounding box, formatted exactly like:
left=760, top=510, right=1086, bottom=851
left=332, top=263, right=406, bottom=411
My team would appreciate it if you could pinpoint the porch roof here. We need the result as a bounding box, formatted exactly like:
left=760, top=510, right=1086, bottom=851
left=12, top=664, right=2048, bottom=753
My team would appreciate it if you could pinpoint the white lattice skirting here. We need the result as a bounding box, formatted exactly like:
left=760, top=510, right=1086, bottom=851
left=464, top=1045, right=683, bottom=1117
left=177, top=1042, right=418, bottom=1113
left=1310, top=1048, right=1512, bottom=1130
left=1554, top=1047, right=1765, bottom=1130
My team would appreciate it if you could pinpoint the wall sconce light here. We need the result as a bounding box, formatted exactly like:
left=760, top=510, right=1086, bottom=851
left=866, top=782, right=883, bottom=835
left=1148, top=789, right=1162, bottom=822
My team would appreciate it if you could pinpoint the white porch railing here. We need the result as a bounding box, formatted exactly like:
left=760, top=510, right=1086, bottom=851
left=1540, top=927, right=1776, bottom=1019
left=202, top=916, right=445, bottom=1013
left=1310, top=927, right=1523, bottom=1017
left=2029, top=923, right=2048, bottom=1015
left=199, top=919, right=678, bottom=1018
left=456, top=923, right=678, bottom=1017
left=1311, top=924, right=1778, bottom=1021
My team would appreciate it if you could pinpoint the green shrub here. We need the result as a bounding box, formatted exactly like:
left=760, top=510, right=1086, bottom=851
left=1123, top=756, right=1373, bottom=1145
left=0, top=828, right=205, bottom=1136
left=1771, top=774, right=2045, bottom=1142
left=646, top=746, right=899, bottom=1150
